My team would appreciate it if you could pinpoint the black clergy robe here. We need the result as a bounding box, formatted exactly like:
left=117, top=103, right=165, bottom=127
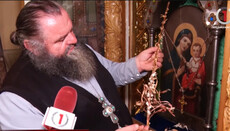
left=0, top=47, right=133, bottom=130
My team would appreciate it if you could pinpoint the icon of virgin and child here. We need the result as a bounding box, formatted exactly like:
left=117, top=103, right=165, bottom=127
left=160, top=23, right=206, bottom=115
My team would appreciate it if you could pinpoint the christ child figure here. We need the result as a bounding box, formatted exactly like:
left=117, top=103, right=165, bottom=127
left=182, top=43, right=205, bottom=91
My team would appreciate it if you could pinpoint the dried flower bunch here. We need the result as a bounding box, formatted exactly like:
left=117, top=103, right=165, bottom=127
left=135, top=2, right=175, bottom=126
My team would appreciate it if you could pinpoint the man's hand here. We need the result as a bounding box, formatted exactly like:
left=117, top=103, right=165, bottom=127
left=116, top=124, right=149, bottom=131
left=135, top=47, right=164, bottom=73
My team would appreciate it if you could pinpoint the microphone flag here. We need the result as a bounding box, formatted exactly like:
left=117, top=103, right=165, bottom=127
left=42, top=86, right=77, bottom=129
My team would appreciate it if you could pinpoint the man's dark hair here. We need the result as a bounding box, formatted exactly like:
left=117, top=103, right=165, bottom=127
left=10, top=1, right=62, bottom=47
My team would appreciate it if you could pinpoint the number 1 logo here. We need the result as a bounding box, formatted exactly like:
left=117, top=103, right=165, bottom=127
left=52, top=112, right=69, bottom=127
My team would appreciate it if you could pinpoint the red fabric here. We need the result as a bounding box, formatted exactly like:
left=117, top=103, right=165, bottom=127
left=181, top=59, right=205, bottom=90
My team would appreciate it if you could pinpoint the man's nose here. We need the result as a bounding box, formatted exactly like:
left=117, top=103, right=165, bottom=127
left=67, top=32, right=77, bottom=44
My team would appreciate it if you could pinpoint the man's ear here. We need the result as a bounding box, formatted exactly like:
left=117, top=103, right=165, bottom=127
left=23, top=39, right=38, bottom=55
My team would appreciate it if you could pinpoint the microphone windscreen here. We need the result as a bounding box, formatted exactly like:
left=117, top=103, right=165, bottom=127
left=54, top=86, right=77, bottom=112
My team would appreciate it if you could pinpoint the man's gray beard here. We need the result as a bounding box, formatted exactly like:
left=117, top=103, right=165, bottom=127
left=27, top=43, right=97, bottom=82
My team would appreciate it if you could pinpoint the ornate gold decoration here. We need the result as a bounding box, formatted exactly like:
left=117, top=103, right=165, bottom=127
left=104, top=1, right=123, bottom=62
left=224, top=58, right=230, bottom=131
left=208, top=13, right=217, bottom=25
left=178, top=95, right=187, bottom=114
left=134, top=1, right=149, bottom=56
left=218, top=1, right=230, bottom=131
left=198, top=1, right=219, bottom=27
left=205, top=1, right=215, bottom=10
left=129, top=1, right=159, bottom=113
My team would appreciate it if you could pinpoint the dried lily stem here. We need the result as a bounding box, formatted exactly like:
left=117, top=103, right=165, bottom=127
left=135, top=2, right=175, bottom=127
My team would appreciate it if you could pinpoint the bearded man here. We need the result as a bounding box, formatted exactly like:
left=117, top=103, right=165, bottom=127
left=0, top=1, right=163, bottom=130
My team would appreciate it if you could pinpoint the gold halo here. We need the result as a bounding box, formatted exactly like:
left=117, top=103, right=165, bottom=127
left=173, top=23, right=197, bottom=44
left=190, top=37, right=206, bottom=57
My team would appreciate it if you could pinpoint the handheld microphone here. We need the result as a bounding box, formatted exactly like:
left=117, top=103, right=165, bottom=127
left=54, top=86, right=77, bottom=112
left=42, top=86, right=78, bottom=130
